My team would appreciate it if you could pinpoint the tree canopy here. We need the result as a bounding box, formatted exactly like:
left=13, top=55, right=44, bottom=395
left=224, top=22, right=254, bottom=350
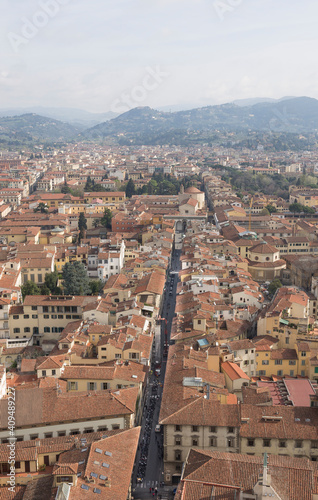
left=21, top=280, right=41, bottom=299
left=125, top=179, right=136, bottom=198
left=34, top=202, right=48, bottom=213
left=62, top=261, right=91, bottom=295
left=268, top=278, right=282, bottom=296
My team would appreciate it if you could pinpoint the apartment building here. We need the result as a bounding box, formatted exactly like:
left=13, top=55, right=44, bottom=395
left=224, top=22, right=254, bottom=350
left=9, top=295, right=97, bottom=345
left=0, top=385, right=139, bottom=442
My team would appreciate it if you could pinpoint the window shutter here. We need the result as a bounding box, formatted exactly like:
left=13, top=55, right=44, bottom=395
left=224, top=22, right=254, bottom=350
left=75, top=382, right=78, bottom=390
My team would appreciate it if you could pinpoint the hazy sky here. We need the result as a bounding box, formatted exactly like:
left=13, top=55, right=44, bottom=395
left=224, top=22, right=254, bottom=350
left=1, top=0, right=318, bottom=113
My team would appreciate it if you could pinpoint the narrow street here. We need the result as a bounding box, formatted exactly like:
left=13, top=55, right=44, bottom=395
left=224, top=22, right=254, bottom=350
left=132, top=236, right=182, bottom=500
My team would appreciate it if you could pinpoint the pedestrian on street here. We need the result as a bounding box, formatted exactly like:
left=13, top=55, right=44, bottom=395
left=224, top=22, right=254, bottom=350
left=149, top=487, right=152, bottom=493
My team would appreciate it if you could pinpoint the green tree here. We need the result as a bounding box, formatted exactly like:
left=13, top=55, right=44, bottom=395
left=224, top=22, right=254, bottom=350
left=92, top=218, right=100, bottom=228
left=289, top=203, right=303, bottom=214
left=268, top=278, right=282, bottom=296
left=34, top=202, right=48, bottom=213
left=303, top=206, right=316, bottom=214
left=266, top=204, right=277, bottom=214
left=100, top=208, right=112, bottom=229
left=85, top=176, right=94, bottom=191
left=41, top=284, right=51, bottom=295
left=62, top=261, right=90, bottom=295
left=21, top=281, right=41, bottom=299
left=89, top=280, right=103, bottom=295
left=78, top=212, right=87, bottom=241
left=61, top=184, right=72, bottom=194
left=125, top=179, right=136, bottom=198
left=44, top=269, right=59, bottom=294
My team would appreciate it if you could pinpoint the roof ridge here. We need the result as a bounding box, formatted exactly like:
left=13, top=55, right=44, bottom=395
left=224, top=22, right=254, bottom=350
left=159, top=395, right=205, bottom=424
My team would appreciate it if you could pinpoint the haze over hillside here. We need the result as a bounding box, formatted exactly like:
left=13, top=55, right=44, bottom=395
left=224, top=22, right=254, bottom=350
left=83, top=97, right=318, bottom=140
left=2, top=97, right=318, bottom=147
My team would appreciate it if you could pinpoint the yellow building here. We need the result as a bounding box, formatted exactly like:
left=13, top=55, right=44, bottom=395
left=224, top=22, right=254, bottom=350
left=256, top=346, right=299, bottom=377
left=84, top=192, right=125, bottom=204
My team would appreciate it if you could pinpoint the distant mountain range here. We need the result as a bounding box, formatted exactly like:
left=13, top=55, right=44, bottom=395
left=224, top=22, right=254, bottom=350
left=0, top=113, right=81, bottom=144
left=1, top=97, right=318, bottom=146
left=0, top=107, right=117, bottom=129
left=82, top=97, right=318, bottom=140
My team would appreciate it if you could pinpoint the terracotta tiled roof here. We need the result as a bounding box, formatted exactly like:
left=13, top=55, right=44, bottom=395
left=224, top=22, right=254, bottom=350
left=177, top=449, right=318, bottom=500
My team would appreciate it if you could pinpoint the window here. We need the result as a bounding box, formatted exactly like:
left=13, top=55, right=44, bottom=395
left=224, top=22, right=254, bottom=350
left=44, top=314, right=49, bottom=319
left=262, top=360, right=269, bottom=365
left=30, top=434, right=39, bottom=440
left=192, top=438, right=199, bottom=446
left=285, top=337, right=289, bottom=344
left=13, top=328, right=20, bottom=333
left=279, top=440, right=286, bottom=448
left=42, top=370, right=46, bottom=377
left=44, top=327, right=50, bottom=333
left=129, top=352, right=139, bottom=360
left=311, top=441, right=318, bottom=449
left=277, top=370, right=283, bottom=376
left=23, top=314, right=29, bottom=319
left=52, top=370, right=56, bottom=376
left=275, top=360, right=282, bottom=365
left=24, top=327, right=30, bottom=333
left=13, top=315, right=19, bottom=320
left=70, top=430, right=79, bottom=435
left=45, top=433, right=53, bottom=439
left=210, top=437, right=217, bottom=447
left=301, top=360, right=306, bottom=366
left=295, top=440, right=303, bottom=448
left=58, top=431, right=66, bottom=437
left=263, top=439, right=271, bottom=447
left=247, top=439, right=255, bottom=447
left=175, top=450, right=182, bottom=461
left=112, top=424, right=120, bottom=430
left=31, top=306, right=37, bottom=311
left=175, top=425, right=181, bottom=432
left=88, top=382, right=96, bottom=391
left=192, top=426, right=198, bottom=432
left=290, top=370, right=294, bottom=377
left=228, top=427, right=234, bottom=434
left=32, top=315, right=38, bottom=319
left=289, top=360, right=296, bottom=365
left=301, top=351, right=306, bottom=357
left=210, top=426, right=216, bottom=433
left=259, top=370, right=266, bottom=376
left=175, top=436, right=182, bottom=446
left=227, top=438, right=235, bottom=448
